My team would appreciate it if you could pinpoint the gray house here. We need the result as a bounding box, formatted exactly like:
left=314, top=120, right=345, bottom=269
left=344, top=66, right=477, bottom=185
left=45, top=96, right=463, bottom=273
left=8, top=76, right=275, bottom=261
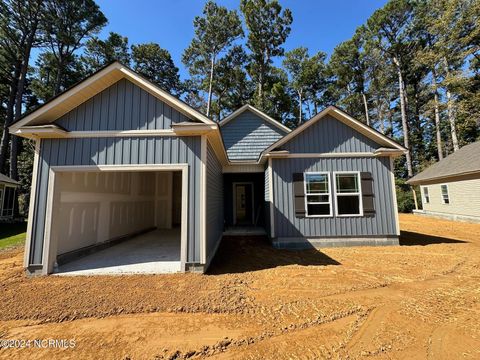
left=10, top=62, right=406, bottom=275
left=407, top=141, right=480, bottom=223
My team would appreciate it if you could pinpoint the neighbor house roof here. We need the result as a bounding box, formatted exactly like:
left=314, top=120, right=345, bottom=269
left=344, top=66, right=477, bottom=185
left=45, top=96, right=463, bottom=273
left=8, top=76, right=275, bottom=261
left=261, top=105, right=407, bottom=157
left=9, top=61, right=215, bottom=133
left=0, top=173, right=20, bottom=186
left=407, top=141, right=480, bottom=185
left=219, top=104, right=292, bottom=133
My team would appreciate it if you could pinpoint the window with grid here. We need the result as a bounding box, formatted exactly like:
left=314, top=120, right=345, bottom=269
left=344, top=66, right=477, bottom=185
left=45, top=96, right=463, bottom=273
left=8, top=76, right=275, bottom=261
left=304, top=173, right=331, bottom=216
left=423, top=187, right=430, bottom=204
left=335, top=173, right=362, bottom=216
left=441, top=185, right=449, bottom=204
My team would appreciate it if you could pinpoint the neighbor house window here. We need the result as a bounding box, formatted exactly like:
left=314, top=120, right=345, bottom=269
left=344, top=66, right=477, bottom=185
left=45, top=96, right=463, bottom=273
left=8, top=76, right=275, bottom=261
left=334, top=172, right=362, bottom=216
left=1, top=186, right=15, bottom=217
left=423, top=187, right=430, bottom=204
left=441, top=184, right=449, bottom=204
left=304, top=172, right=332, bottom=216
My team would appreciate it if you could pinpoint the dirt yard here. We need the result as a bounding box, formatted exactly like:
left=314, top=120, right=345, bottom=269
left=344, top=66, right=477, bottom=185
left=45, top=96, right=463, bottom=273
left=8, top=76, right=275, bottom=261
left=0, top=214, right=479, bottom=359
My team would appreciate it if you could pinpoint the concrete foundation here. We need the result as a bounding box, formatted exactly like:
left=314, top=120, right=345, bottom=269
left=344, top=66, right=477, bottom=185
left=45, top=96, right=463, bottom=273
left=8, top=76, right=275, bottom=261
left=55, top=229, right=181, bottom=275
left=273, top=236, right=400, bottom=249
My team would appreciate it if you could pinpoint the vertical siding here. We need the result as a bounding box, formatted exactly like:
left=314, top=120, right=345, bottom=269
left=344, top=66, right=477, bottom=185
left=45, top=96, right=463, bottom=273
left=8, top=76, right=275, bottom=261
left=221, top=110, right=287, bottom=160
left=281, top=115, right=379, bottom=153
left=271, top=157, right=396, bottom=237
left=30, top=136, right=202, bottom=266
left=264, top=164, right=271, bottom=237
left=56, top=79, right=192, bottom=131
left=206, top=140, right=224, bottom=259
left=421, top=179, right=480, bottom=217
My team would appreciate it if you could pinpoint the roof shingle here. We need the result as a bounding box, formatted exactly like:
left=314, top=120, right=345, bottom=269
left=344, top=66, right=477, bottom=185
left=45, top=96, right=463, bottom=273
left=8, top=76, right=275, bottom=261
left=407, top=141, right=480, bottom=184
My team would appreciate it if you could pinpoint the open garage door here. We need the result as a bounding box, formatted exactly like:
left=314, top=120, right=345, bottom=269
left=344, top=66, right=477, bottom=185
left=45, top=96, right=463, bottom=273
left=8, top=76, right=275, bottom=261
left=43, top=166, right=188, bottom=275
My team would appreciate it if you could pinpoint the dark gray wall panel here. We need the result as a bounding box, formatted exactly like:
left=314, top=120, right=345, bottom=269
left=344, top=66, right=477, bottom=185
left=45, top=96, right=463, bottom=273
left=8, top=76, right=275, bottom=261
left=221, top=110, right=287, bottom=161
left=206, top=141, right=224, bottom=259
left=279, top=115, right=379, bottom=153
left=271, top=157, right=396, bottom=238
left=30, top=136, right=202, bottom=266
left=56, top=79, right=192, bottom=131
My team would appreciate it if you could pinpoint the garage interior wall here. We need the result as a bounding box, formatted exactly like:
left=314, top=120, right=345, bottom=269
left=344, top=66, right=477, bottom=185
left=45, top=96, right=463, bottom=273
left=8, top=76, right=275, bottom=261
left=49, top=171, right=181, bottom=257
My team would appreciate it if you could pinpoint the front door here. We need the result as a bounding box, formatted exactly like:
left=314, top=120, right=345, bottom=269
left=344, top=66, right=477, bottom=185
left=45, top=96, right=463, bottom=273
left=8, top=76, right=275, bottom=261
left=234, top=183, right=253, bottom=225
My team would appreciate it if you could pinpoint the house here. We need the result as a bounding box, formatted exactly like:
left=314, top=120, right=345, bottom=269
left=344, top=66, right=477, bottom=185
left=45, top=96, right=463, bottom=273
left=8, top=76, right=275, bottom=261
left=9, top=62, right=406, bottom=276
left=407, top=141, right=480, bottom=223
left=0, top=173, right=19, bottom=220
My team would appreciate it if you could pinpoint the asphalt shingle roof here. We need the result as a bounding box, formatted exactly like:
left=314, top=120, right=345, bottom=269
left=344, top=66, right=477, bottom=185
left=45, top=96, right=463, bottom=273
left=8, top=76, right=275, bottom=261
left=407, top=141, right=480, bottom=184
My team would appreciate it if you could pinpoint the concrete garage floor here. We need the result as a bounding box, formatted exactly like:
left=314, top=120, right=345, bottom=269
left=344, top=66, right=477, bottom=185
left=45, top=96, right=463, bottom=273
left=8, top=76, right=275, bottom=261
left=55, top=229, right=181, bottom=275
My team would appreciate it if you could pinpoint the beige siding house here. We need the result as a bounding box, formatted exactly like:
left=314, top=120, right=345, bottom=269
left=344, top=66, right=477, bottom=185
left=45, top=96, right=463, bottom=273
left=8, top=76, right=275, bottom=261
left=408, top=141, right=480, bottom=223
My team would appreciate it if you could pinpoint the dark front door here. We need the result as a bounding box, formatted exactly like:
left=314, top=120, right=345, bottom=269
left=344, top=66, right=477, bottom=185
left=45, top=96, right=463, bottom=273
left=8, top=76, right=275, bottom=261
left=234, top=183, right=253, bottom=225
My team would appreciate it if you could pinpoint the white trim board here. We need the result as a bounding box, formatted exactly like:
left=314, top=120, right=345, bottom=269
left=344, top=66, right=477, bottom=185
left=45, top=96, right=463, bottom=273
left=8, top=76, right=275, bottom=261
left=268, top=158, right=275, bottom=238
left=390, top=157, right=401, bottom=236
left=24, top=139, right=41, bottom=267
left=219, top=104, right=291, bottom=133
left=41, top=164, right=189, bottom=275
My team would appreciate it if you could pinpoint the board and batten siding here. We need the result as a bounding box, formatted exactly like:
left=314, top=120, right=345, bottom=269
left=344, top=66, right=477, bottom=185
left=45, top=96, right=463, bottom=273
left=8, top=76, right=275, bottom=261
left=264, top=164, right=271, bottom=238
left=271, top=156, right=397, bottom=238
left=206, top=140, right=224, bottom=262
left=421, top=178, right=480, bottom=218
left=280, top=115, right=379, bottom=153
left=56, top=78, right=193, bottom=131
left=221, top=109, right=287, bottom=161
left=29, top=136, right=202, bottom=267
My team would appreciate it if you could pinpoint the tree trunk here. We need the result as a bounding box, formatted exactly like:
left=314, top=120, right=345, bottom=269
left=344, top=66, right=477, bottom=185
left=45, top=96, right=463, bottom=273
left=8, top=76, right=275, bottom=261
left=395, top=59, right=413, bottom=178
left=377, top=100, right=385, bottom=134
left=54, top=57, right=64, bottom=96
left=206, top=54, right=215, bottom=118
left=443, top=58, right=459, bottom=152
left=361, top=92, right=370, bottom=126
left=298, top=91, right=302, bottom=125
left=446, top=88, right=460, bottom=152
left=0, top=61, right=21, bottom=173
left=431, top=72, right=443, bottom=160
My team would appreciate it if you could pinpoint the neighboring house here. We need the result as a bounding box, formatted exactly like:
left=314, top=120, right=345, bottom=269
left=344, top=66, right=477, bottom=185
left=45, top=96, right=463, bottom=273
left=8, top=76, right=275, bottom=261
left=407, top=141, right=480, bottom=223
left=9, top=62, right=406, bottom=276
left=0, top=173, right=19, bottom=220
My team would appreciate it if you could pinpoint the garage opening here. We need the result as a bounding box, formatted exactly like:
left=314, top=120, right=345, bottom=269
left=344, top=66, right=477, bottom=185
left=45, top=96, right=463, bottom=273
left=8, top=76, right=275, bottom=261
left=49, top=169, right=184, bottom=275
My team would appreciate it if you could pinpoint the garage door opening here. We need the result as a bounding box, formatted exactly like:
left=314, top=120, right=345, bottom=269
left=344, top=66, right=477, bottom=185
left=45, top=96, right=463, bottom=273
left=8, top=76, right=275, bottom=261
left=46, top=168, right=186, bottom=275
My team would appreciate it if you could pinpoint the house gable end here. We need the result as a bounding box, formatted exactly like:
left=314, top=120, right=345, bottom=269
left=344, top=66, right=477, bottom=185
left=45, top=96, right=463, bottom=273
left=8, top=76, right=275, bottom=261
left=55, top=78, right=194, bottom=131
left=221, top=109, right=287, bottom=161
left=278, top=114, right=379, bottom=153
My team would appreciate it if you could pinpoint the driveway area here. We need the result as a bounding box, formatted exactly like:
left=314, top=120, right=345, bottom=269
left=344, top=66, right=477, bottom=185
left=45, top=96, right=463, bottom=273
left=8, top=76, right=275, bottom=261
left=0, top=214, right=479, bottom=359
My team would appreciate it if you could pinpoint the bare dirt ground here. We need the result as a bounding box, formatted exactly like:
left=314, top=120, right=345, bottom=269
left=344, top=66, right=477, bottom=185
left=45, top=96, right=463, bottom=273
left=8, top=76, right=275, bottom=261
left=0, top=214, right=479, bottom=359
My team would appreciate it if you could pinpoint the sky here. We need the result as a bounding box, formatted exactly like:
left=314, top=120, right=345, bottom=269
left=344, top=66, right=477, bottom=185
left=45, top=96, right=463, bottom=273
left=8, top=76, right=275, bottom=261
left=95, top=0, right=388, bottom=79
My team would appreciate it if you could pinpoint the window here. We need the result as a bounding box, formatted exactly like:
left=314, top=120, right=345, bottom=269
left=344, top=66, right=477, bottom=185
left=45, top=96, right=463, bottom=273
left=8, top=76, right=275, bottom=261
left=423, top=187, right=430, bottom=204
left=441, top=184, right=449, bottom=204
left=334, top=172, right=362, bottom=216
left=304, top=172, right=332, bottom=216
left=1, top=186, right=15, bottom=217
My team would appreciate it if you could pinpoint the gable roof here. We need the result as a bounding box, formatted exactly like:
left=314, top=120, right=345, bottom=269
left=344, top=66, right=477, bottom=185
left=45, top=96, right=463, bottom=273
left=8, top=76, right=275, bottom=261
left=0, top=173, right=20, bottom=186
left=262, top=105, right=407, bottom=156
left=9, top=61, right=215, bottom=132
left=407, top=141, right=480, bottom=185
left=219, top=104, right=291, bottom=133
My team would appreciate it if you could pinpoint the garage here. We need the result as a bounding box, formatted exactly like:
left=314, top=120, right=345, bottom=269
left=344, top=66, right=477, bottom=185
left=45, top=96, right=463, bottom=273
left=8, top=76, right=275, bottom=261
left=43, top=166, right=188, bottom=275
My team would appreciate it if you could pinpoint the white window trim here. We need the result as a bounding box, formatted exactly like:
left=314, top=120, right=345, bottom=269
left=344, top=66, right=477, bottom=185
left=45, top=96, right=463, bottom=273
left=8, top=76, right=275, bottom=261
left=333, top=171, right=364, bottom=217
left=422, top=186, right=430, bottom=204
left=304, top=172, right=333, bottom=218
left=440, top=184, right=450, bottom=204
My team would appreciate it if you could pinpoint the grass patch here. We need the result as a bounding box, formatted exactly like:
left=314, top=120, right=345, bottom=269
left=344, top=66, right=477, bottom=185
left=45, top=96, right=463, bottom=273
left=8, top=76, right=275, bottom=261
left=0, top=222, right=27, bottom=250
